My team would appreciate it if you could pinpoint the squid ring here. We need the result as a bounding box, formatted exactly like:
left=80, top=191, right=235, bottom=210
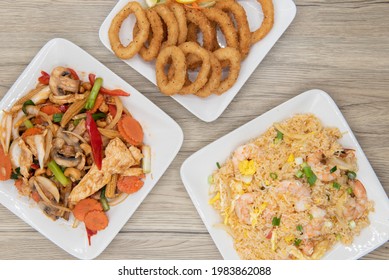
left=108, top=2, right=150, bottom=59
left=177, top=42, right=211, bottom=95
left=152, top=4, right=179, bottom=48
left=195, top=51, right=222, bottom=98
left=134, top=9, right=164, bottom=61
left=155, top=46, right=187, bottom=96
left=251, top=0, right=274, bottom=45
left=213, top=47, right=241, bottom=95
left=215, top=0, right=251, bottom=59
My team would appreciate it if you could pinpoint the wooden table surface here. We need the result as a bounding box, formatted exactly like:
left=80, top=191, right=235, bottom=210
left=0, top=0, right=388, bottom=260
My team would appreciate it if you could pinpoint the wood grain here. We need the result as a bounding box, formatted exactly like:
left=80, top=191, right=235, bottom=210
left=0, top=0, right=388, bottom=259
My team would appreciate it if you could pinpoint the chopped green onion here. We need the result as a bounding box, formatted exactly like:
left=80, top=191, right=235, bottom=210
left=73, top=119, right=81, bottom=127
left=307, top=174, right=317, bottom=186
left=100, top=187, right=110, bottom=212
left=208, top=175, right=214, bottom=184
left=308, top=213, right=313, bottom=220
left=47, top=160, right=70, bottom=186
left=333, top=182, right=341, bottom=190
left=274, top=130, right=284, bottom=144
left=347, top=171, right=357, bottom=180
left=296, top=225, right=303, bottom=232
left=92, top=112, right=106, bottom=121
left=270, top=172, right=278, bottom=180
left=85, top=77, right=103, bottom=110
left=272, top=216, right=281, bottom=226
left=216, top=162, right=221, bottom=169
left=330, top=166, right=337, bottom=173
left=294, top=238, right=302, bottom=246
left=302, top=162, right=317, bottom=186
left=24, top=119, right=34, bottom=129
left=335, top=233, right=342, bottom=241
left=347, top=187, right=353, bottom=195
left=11, top=167, right=21, bottom=179
left=22, top=100, right=35, bottom=115
left=53, top=113, right=63, bottom=123
left=295, top=170, right=304, bottom=178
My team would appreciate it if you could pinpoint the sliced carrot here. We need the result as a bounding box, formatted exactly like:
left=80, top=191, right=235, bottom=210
left=21, top=127, right=43, bottom=139
left=72, top=198, right=103, bottom=221
left=31, top=190, right=41, bottom=203
left=89, top=94, right=104, bottom=114
left=117, top=115, right=144, bottom=146
left=84, top=210, right=108, bottom=231
left=33, top=116, right=44, bottom=125
left=14, top=178, right=24, bottom=192
left=117, top=175, right=144, bottom=194
left=40, top=105, right=62, bottom=115
left=0, top=145, right=12, bottom=181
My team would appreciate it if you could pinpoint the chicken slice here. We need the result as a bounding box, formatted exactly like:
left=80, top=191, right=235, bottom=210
left=68, top=138, right=135, bottom=204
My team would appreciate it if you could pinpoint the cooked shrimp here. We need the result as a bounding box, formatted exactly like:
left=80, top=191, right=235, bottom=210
left=304, top=206, right=327, bottom=238
left=232, top=143, right=262, bottom=169
left=234, top=193, right=255, bottom=224
left=276, top=180, right=312, bottom=212
left=343, top=179, right=368, bottom=220
left=232, top=143, right=262, bottom=183
left=307, top=151, right=340, bottom=182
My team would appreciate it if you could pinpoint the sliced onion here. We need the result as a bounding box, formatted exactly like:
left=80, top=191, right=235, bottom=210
left=106, top=96, right=122, bottom=129
left=34, top=134, right=46, bottom=169
left=11, top=110, right=24, bottom=139
left=0, top=112, right=12, bottom=153
left=141, top=145, right=151, bottom=174
left=62, top=130, right=87, bottom=144
left=108, top=192, right=129, bottom=206
left=44, top=129, right=52, bottom=164
left=35, top=176, right=60, bottom=203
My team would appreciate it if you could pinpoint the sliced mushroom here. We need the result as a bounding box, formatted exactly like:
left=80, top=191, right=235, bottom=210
left=49, top=66, right=80, bottom=96
left=51, top=147, right=81, bottom=168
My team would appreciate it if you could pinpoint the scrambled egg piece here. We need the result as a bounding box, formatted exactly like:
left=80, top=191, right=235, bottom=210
left=208, top=192, right=220, bottom=205
left=238, top=159, right=256, bottom=176
left=68, top=138, right=136, bottom=204
left=287, top=153, right=295, bottom=163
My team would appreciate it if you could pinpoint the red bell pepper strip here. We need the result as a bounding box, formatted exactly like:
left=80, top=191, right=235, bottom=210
left=85, top=112, right=103, bottom=170
left=88, top=73, right=130, bottom=97
left=38, top=71, right=50, bottom=85
left=67, top=68, right=80, bottom=80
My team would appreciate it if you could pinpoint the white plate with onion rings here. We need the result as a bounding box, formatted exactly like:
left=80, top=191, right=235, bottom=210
left=99, top=0, right=297, bottom=122
left=0, top=38, right=184, bottom=259
left=181, top=89, right=389, bottom=259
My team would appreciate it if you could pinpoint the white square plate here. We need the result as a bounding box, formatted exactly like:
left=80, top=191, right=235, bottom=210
left=99, top=0, right=297, bottom=122
left=0, top=38, right=184, bottom=259
left=180, top=89, right=389, bottom=259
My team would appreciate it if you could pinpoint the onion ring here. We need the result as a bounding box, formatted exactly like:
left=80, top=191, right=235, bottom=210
left=155, top=46, right=187, bottom=96
left=108, top=2, right=150, bottom=59
left=177, top=42, right=211, bottom=95
left=251, top=0, right=274, bottom=45
left=166, top=1, right=188, bottom=45
left=213, top=47, right=241, bottom=95
left=215, top=0, right=251, bottom=59
left=195, top=51, right=222, bottom=98
left=152, top=4, right=179, bottom=48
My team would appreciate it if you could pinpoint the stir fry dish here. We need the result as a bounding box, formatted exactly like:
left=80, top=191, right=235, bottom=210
left=0, top=66, right=151, bottom=243
left=208, top=114, right=373, bottom=259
